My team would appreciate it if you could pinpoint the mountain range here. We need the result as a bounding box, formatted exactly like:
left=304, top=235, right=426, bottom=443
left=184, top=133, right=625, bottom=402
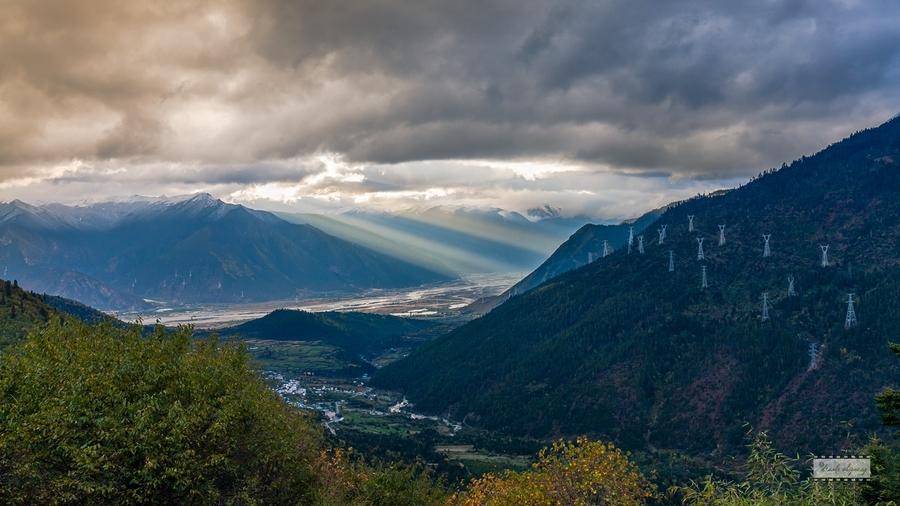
left=278, top=206, right=591, bottom=276
left=0, top=195, right=449, bottom=310
left=373, top=116, right=900, bottom=460
left=463, top=206, right=667, bottom=315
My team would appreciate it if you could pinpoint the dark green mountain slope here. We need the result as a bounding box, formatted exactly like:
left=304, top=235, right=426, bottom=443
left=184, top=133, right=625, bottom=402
left=374, top=116, right=900, bottom=459
left=504, top=206, right=666, bottom=297
left=0, top=280, right=55, bottom=351
left=39, top=293, right=118, bottom=325
left=217, top=309, right=440, bottom=372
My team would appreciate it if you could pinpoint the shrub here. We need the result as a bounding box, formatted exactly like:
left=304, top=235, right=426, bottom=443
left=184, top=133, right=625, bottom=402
left=670, top=431, right=862, bottom=505
left=0, top=319, right=322, bottom=504
left=315, top=448, right=448, bottom=506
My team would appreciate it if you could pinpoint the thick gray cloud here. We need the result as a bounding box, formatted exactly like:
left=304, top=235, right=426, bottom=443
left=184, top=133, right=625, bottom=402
left=1, top=0, right=898, bottom=215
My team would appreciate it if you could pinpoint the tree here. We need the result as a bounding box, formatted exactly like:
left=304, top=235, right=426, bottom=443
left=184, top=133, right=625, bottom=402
left=0, top=319, right=323, bottom=504
left=670, top=431, right=861, bottom=505
left=861, top=343, right=900, bottom=504
left=315, top=448, right=448, bottom=506
left=454, top=437, right=655, bottom=505
left=875, top=344, right=900, bottom=429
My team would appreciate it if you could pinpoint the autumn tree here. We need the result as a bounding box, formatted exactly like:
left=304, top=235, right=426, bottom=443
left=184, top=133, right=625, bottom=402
left=454, top=437, right=654, bottom=506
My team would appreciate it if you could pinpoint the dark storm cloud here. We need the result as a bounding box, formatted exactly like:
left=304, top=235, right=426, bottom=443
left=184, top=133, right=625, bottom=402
left=1, top=0, right=899, bottom=188
left=49, top=162, right=317, bottom=186
left=235, top=0, right=900, bottom=177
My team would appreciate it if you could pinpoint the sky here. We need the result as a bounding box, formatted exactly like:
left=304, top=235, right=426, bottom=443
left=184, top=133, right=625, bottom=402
left=1, top=0, right=899, bottom=220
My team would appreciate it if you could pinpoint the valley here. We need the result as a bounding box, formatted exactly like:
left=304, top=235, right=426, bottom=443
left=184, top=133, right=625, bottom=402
left=122, top=273, right=540, bottom=480
left=117, top=272, right=522, bottom=327
left=4, top=4, right=899, bottom=502
left=252, top=345, right=537, bottom=480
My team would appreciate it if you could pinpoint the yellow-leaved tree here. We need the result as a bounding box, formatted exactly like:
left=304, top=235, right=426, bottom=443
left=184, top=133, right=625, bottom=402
left=453, top=436, right=655, bottom=505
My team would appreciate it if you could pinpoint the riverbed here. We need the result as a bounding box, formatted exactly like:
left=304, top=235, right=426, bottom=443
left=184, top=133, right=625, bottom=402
left=113, top=272, right=522, bottom=328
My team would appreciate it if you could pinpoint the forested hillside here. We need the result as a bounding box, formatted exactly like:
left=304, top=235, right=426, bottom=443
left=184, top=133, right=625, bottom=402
left=0, top=279, right=55, bottom=351
left=216, top=309, right=441, bottom=375
left=374, top=116, right=900, bottom=459
left=503, top=206, right=665, bottom=297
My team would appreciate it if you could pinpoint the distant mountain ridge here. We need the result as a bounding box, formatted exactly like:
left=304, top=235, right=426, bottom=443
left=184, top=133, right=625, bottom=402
left=278, top=206, right=591, bottom=276
left=507, top=206, right=667, bottom=295
left=463, top=206, right=666, bottom=315
left=0, top=195, right=449, bottom=310
left=374, top=116, right=900, bottom=461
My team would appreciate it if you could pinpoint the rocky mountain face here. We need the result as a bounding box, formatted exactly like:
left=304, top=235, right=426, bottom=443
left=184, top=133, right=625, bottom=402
left=0, top=195, right=449, bottom=310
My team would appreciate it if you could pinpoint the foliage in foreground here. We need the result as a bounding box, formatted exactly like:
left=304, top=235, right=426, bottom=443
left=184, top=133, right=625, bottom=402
left=670, top=432, right=862, bottom=505
left=315, top=448, right=448, bottom=506
left=0, top=319, right=323, bottom=504
left=5, top=318, right=891, bottom=505
left=453, top=436, right=655, bottom=505
left=860, top=342, right=900, bottom=504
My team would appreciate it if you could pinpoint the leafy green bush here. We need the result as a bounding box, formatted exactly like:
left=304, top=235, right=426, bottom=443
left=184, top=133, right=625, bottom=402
left=0, top=319, right=322, bottom=504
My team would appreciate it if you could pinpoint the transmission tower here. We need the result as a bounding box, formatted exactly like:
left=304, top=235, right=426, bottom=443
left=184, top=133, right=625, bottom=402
left=688, top=215, right=695, bottom=232
left=787, top=275, right=796, bottom=297
left=696, top=237, right=705, bottom=260
left=668, top=250, right=674, bottom=273
left=602, top=240, right=610, bottom=258
left=638, top=235, right=645, bottom=254
left=820, top=245, right=830, bottom=267
left=658, top=224, right=667, bottom=244
left=845, top=293, right=857, bottom=329
left=761, top=292, right=770, bottom=321
left=701, top=265, right=708, bottom=289
left=627, top=226, right=634, bottom=254
left=762, top=234, right=771, bottom=258
left=718, top=224, right=726, bottom=246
